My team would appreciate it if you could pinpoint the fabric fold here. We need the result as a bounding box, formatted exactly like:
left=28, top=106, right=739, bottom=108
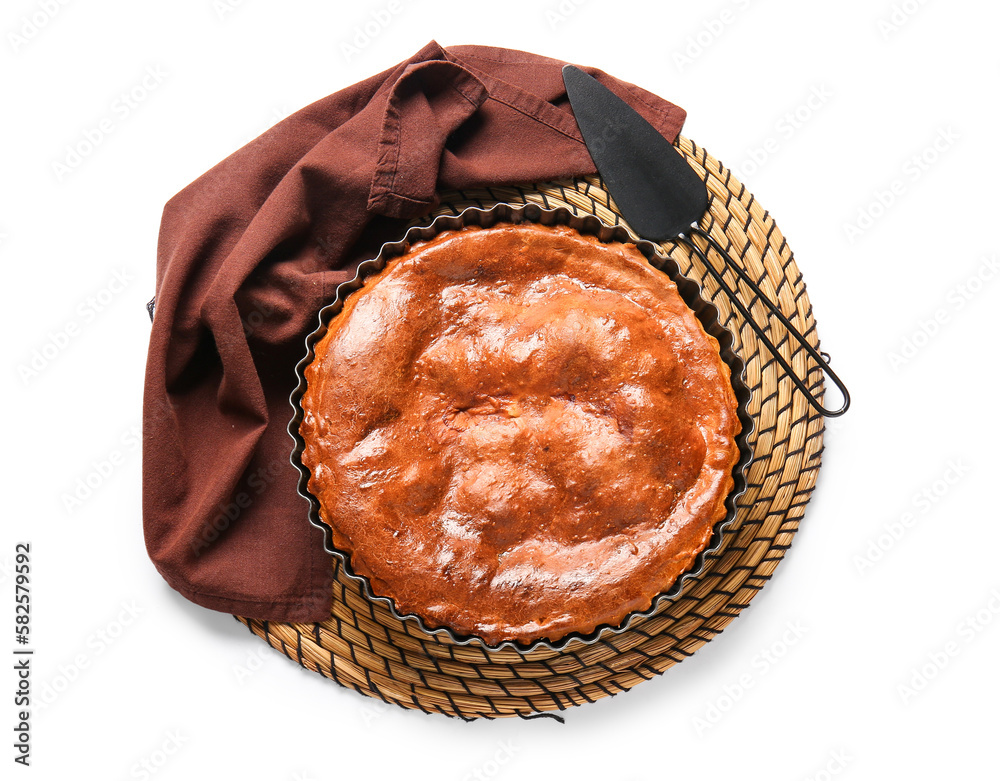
left=368, top=59, right=488, bottom=217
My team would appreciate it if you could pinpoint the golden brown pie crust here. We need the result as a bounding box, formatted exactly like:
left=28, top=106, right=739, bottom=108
left=300, top=223, right=740, bottom=645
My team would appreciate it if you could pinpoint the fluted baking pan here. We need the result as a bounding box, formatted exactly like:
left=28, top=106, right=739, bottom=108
left=288, top=202, right=753, bottom=653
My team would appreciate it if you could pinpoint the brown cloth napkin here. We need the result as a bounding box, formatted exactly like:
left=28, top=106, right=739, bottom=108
left=144, top=42, right=687, bottom=622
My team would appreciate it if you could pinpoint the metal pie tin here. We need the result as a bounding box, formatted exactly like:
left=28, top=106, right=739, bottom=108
left=288, top=202, right=753, bottom=653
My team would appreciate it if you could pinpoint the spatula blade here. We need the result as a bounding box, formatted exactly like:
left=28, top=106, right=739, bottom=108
left=562, top=65, right=708, bottom=242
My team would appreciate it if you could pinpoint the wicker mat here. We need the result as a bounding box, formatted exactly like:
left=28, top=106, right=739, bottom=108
left=235, top=136, right=827, bottom=720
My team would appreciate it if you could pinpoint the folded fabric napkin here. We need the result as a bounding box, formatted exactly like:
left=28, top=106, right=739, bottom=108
left=143, top=41, right=687, bottom=622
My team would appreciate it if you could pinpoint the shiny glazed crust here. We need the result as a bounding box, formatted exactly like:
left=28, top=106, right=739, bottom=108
left=300, top=223, right=740, bottom=645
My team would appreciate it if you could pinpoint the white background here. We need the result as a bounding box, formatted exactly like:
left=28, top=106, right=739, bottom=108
left=3, top=0, right=998, bottom=778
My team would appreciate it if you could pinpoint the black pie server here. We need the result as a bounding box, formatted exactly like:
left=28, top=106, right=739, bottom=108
left=562, top=65, right=849, bottom=417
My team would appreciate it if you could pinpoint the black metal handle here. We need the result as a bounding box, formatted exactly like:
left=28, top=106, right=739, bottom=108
left=678, top=227, right=850, bottom=418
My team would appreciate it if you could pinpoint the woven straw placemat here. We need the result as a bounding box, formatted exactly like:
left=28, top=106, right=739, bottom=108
left=235, top=136, right=827, bottom=720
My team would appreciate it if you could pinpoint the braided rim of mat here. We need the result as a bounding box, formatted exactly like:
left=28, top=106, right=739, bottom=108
left=236, top=136, right=827, bottom=720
